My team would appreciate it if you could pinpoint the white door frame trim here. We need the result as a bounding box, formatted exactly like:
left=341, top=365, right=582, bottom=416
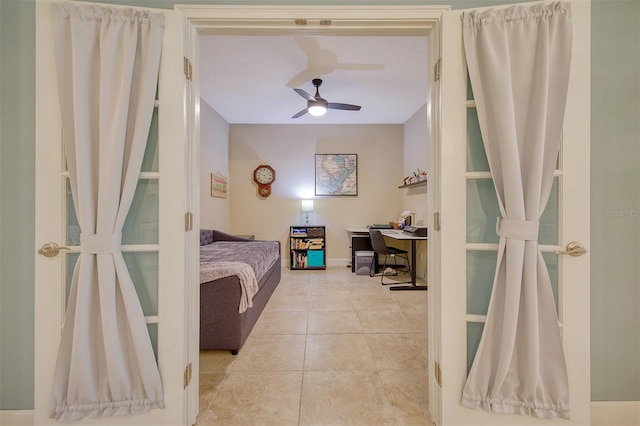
left=174, top=5, right=448, bottom=424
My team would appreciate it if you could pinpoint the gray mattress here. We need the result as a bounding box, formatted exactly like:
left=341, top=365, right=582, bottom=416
left=200, top=240, right=280, bottom=283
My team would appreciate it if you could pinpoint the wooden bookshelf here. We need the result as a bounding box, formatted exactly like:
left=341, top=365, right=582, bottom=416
left=289, top=225, right=326, bottom=270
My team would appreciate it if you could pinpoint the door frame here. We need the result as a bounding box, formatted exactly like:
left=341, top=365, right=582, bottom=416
left=174, top=4, right=448, bottom=423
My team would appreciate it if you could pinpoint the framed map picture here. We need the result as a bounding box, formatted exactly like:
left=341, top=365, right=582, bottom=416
left=315, top=154, right=358, bottom=196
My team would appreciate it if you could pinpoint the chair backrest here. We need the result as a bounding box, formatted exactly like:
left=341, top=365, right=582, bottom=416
left=369, top=229, right=390, bottom=255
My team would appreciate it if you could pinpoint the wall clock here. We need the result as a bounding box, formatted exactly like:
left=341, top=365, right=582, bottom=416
left=252, top=164, right=276, bottom=198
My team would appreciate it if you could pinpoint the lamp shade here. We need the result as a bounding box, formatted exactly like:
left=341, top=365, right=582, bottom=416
left=301, top=199, right=314, bottom=212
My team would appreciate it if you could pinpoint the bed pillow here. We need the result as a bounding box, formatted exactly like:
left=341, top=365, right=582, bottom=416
left=200, top=229, right=214, bottom=246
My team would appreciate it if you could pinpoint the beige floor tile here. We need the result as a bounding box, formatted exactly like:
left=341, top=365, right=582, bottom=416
left=199, top=371, right=302, bottom=426
left=351, top=294, right=402, bottom=311
left=309, top=294, right=355, bottom=311
left=199, top=372, right=226, bottom=412
left=265, top=295, right=312, bottom=311
left=200, top=350, right=236, bottom=373
left=379, top=369, right=434, bottom=425
left=275, top=282, right=313, bottom=297
left=357, top=310, right=425, bottom=334
left=391, top=291, right=428, bottom=312
left=304, top=334, right=375, bottom=371
left=365, top=333, right=428, bottom=370
left=230, top=334, right=306, bottom=372
left=199, top=266, right=433, bottom=425
left=299, top=370, right=397, bottom=425
left=252, top=310, right=309, bottom=335
left=307, top=311, right=363, bottom=334
left=403, top=309, right=429, bottom=333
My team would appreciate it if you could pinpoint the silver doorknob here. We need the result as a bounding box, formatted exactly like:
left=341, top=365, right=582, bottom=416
left=38, top=242, right=70, bottom=258
left=555, top=241, right=587, bottom=257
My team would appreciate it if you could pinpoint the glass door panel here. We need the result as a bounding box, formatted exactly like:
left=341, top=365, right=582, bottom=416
left=141, top=108, right=159, bottom=173
left=466, top=179, right=500, bottom=244
left=123, top=252, right=159, bottom=316
left=466, top=107, right=490, bottom=172
left=122, top=179, right=159, bottom=245
left=542, top=252, right=559, bottom=312
left=467, top=322, right=484, bottom=373
left=466, top=250, right=497, bottom=316
left=539, top=177, right=559, bottom=245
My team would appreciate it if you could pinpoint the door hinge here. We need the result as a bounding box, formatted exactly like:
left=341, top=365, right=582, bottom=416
left=434, top=361, right=442, bottom=386
left=434, top=58, right=441, bottom=82
left=185, top=212, right=193, bottom=231
left=183, top=362, right=192, bottom=389
left=434, top=212, right=441, bottom=231
left=184, top=57, right=193, bottom=81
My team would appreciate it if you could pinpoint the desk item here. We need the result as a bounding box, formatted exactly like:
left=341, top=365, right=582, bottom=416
left=380, top=229, right=428, bottom=291
left=403, top=225, right=427, bottom=237
left=369, top=229, right=412, bottom=285
left=369, top=223, right=393, bottom=229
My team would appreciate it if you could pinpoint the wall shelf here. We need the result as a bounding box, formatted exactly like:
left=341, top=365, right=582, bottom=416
left=398, top=180, right=427, bottom=189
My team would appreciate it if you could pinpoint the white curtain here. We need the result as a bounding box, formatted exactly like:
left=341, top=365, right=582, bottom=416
left=50, top=2, right=165, bottom=422
left=461, top=2, right=573, bottom=420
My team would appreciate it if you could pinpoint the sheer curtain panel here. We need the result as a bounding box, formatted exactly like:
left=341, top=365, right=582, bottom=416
left=51, top=2, right=165, bottom=421
left=461, top=2, right=573, bottom=420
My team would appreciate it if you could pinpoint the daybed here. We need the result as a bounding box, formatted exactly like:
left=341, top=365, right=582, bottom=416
left=199, top=229, right=281, bottom=354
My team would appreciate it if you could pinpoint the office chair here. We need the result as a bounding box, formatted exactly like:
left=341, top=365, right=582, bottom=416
left=368, top=229, right=412, bottom=285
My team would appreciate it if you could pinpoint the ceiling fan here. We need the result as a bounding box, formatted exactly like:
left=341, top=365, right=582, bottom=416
left=292, top=78, right=361, bottom=119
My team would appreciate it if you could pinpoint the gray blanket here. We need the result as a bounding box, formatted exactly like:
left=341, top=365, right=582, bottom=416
left=200, top=240, right=280, bottom=283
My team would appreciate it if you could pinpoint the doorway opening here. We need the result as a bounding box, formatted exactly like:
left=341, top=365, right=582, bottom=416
left=177, top=5, right=446, bottom=424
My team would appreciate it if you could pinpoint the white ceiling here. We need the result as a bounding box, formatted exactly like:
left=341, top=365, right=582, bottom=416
left=199, top=35, right=430, bottom=125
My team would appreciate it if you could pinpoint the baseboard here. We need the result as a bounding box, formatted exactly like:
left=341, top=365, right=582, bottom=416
left=0, top=410, right=34, bottom=426
left=326, top=258, right=349, bottom=268
left=591, top=401, right=640, bottom=426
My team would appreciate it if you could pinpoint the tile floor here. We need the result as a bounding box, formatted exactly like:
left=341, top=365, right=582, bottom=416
left=197, top=266, right=433, bottom=425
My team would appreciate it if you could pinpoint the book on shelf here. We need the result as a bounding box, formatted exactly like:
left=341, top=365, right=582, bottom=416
left=291, top=228, right=307, bottom=237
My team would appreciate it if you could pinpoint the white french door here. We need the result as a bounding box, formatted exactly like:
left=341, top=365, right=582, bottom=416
left=433, top=1, right=591, bottom=425
left=34, top=1, right=199, bottom=425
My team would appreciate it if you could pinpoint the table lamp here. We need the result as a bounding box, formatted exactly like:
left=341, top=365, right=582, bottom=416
left=301, top=199, right=314, bottom=225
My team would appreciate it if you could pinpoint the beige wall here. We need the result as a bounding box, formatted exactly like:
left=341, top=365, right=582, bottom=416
left=200, top=100, right=230, bottom=230
left=226, top=124, right=407, bottom=266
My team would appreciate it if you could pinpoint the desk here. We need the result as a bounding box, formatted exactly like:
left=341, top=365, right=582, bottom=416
left=380, top=229, right=428, bottom=291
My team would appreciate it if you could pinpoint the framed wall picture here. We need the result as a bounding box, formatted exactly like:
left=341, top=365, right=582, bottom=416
left=315, top=154, right=358, bottom=196
left=210, top=171, right=228, bottom=198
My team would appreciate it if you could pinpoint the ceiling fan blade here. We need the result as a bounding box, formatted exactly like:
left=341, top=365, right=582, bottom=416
left=291, top=108, right=309, bottom=119
left=327, top=102, right=361, bottom=111
left=294, top=88, right=316, bottom=102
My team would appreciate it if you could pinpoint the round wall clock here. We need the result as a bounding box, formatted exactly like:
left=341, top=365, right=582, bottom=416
left=252, top=164, right=275, bottom=198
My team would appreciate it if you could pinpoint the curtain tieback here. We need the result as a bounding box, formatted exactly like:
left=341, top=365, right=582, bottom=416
left=80, top=233, right=122, bottom=254
left=496, top=218, right=539, bottom=241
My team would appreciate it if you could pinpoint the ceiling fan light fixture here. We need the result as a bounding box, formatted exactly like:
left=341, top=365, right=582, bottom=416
left=308, top=104, right=327, bottom=117
left=307, top=98, right=328, bottom=117
left=292, top=79, right=359, bottom=119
